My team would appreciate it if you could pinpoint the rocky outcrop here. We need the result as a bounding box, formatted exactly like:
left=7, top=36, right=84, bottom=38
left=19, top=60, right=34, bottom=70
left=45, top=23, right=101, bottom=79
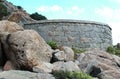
left=98, top=70, right=120, bottom=79
left=0, top=20, right=53, bottom=73
left=0, top=30, right=53, bottom=71
left=0, top=20, right=24, bottom=33
left=1, top=0, right=36, bottom=24
left=0, top=20, right=24, bottom=66
left=0, top=70, right=55, bottom=79
left=33, top=62, right=53, bottom=73
left=76, top=49, right=120, bottom=79
left=52, top=61, right=80, bottom=72
left=7, top=10, right=36, bottom=25
left=52, top=46, right=74, bottom=62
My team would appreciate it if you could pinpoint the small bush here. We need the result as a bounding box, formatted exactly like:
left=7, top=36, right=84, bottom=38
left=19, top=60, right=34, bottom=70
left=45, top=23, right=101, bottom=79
left=30, top=12, right=47, bottom=20
left=72, top=48, right=86, bottom=54
left=72, top=48, right=86, bottom=59
left=52, top=70, right=93, bottom=79
left=0, top=3, right=9, bottom=20
left=47, top=41, right=58, bottom=49
left=17, top=6, right=23, bottom=10
left=106, top=46, right=115, bottom=54
left=107, top=46, right=120, bottom=56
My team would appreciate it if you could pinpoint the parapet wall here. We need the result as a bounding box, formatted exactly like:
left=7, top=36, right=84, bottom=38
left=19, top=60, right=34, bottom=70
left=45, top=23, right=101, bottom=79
left=24, top=19, right=112, bottom=50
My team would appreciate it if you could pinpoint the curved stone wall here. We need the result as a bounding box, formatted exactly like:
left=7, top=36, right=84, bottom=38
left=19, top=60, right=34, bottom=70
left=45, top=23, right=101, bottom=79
left=23, top=19, right=112, bottom=50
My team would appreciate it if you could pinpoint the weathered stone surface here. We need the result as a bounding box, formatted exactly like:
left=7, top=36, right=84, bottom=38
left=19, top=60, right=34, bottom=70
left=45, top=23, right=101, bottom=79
left=98, top=70, right=120, bottom=79
left=3, top=61, right=15, bottom=71
left=0, top=20, right=24, bottom=33
left=0, top=66, right=3, bottom=72
left=24, top=19, right=112, bottom=50
left=59, top=46, right=74, bottom=61
left=0, top=30, right=53, bottom=71
left=53, top=61, right=80, bottom=72
left=76, top=49, right=120, bottom=78
left=2, top=0, right=36, bottom=25
left=52, top=46, right=74, bottom=62
left=54, top=50, right=66, bottom=61
left=33, top=62, right=53, bottom=73
left=77, top=49, right=120, bottom=70
left=0, top=70, right=55, bottom=79
left=0, top=20, right=24, bottom=66
left=37, top=73, right=55, bottom=79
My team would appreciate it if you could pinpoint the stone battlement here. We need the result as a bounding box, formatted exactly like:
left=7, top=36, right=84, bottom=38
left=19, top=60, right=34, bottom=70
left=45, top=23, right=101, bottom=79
left=23, top=19, right=112, bottom=50
left=24, top=19, right=111, bottom=29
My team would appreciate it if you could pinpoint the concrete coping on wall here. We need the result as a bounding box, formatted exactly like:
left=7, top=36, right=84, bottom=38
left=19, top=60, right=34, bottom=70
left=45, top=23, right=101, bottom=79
left=24, top=19, right=112, bottom=30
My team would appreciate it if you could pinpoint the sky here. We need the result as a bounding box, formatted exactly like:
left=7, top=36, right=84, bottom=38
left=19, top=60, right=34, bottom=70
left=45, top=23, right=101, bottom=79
left=7, top=0, right=120, bottom=45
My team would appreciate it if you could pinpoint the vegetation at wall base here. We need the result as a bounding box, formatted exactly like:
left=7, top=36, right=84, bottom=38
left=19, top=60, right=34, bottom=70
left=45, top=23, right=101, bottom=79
left=47, top=40, right=58, bottom=49
left=107, top=45, right=120, bottom=56
left=52, top=70, right=93, bottom=79
left=72, top=48, right=86, bottom=59
left=72, top=48, right=86, bottom=54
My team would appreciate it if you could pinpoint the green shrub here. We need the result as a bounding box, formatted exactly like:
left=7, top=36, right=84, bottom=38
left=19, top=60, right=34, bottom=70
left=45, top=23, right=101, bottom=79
left=52, top=70, right=93, bottom=79
left=107, top=46, right=120, bottom=56
left=72, top=48, right=86, bottom=59
left=0, top=3, right=9, bottom=20
left=106, top=46, right=115, bottom=54
left=47, top=41, right=58, bottom=49
left=30, top=12, right=47, bottom=20
left=72, top=48, right=86, bottom=54
left=17, top=6, right=23, bottom=10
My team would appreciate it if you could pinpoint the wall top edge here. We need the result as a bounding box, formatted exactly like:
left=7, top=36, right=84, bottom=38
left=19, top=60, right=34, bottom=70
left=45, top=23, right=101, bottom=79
left=24, top=19, right=112, bottom=30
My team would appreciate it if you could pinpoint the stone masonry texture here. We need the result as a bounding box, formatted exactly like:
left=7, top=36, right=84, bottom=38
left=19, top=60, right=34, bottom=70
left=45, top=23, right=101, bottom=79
left=23, top=19, right=112, bottom=50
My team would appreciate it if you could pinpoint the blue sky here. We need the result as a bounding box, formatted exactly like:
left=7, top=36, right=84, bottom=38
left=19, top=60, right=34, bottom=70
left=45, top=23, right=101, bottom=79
left=7, top=0, right=120, bottom=45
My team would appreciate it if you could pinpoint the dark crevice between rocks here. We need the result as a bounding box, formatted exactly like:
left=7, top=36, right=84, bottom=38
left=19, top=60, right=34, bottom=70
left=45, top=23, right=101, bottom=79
left=0, top=43, right=8, bottom=66
left=50, top=52, right=58, bottom=63
left=98, top=55, right=108, bottom=59
left=116, top=63, right=120, bottom=68
left=89, top=66, right=102, bottom=78
left=20, top=65, right=33, bottom=71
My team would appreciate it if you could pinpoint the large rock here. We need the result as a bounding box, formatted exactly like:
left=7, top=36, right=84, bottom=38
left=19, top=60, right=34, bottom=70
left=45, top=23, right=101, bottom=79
left=0, top=20, right=24, bottom=66
left=0, top=70, right=55, bottom=79
left=33, top=62, right=53, bottom=73
left=76, top=49, right=120, bottom=78
left=53, top=61, right=80, bottom=72
left=59, top=46, right=74, bottom=61
left=3, top=60, right=15, bottom=71
left=0, top=20, right=24, bottom=33
left=98, top=70, right=120, bottom=79
left=8, top=30, right=52, bottom=68
left=77, top=49, right=120, bottom=71
left=0, top=32, right=12, bottom=66
left=0, top=30, right=53, bottom=71
left=52, top=46, right=74, bottom=62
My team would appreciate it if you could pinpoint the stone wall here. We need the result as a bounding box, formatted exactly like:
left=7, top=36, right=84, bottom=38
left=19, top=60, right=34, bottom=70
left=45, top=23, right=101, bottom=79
left=23, top=19, right=112, bottom=50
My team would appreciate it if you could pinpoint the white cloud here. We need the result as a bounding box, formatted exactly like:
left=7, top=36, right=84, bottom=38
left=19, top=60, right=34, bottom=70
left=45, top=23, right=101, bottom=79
left=95, top=7, right=120, bottom=20
left=95, top=7, right=120, bottom=45
left=109, top=0, right=120, bottom=3
left=66, top=6, right=85, bottom=15
left=37, top=6, right=48, bottom=12
left=37, top=5, right=85, bottom=19
left=50, top=5, right=63, bottom=12
left=109, top=22, right=120, bottom=45
left=37, top=5, right=63, bottom=12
